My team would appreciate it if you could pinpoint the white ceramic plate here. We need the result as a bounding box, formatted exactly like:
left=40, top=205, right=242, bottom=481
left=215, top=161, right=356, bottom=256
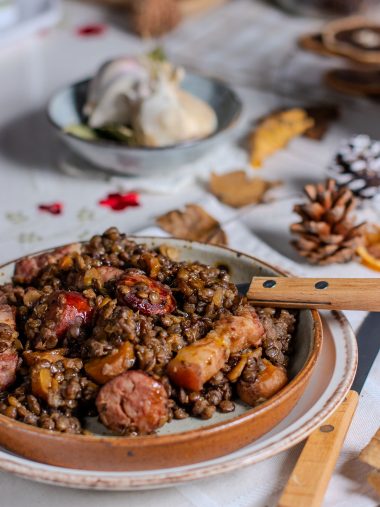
left=0, top=306, right=356, bottom=489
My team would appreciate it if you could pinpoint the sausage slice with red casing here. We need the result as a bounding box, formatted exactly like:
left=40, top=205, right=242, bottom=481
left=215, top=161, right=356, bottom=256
left=0, top=304, right=19, bottom=391
left=116, top=269, right=176, bottom=316
left=32, top=291, right=93, bottom=349
left=96, top=370, right=169, bottom=434
left=44, top=291, right=93, bottom=338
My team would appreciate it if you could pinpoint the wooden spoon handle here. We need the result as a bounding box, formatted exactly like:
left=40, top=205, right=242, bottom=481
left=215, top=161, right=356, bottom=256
left=248, top=277, right=380, bottom=311
left=278, top=390, right=359, bottom=507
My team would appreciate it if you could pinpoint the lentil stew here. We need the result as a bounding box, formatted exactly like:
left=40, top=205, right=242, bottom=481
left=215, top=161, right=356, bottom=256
left=0, top=228, right=297, bottom=436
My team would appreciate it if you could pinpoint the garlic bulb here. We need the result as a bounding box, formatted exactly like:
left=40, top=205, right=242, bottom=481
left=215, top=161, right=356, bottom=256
left=84, top=57, right=150, bottom=128
left=84, top=55, right=217, bottom=147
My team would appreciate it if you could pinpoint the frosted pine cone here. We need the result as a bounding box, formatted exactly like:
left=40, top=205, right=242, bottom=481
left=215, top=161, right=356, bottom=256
left=329, top=135, right=380, bottom=200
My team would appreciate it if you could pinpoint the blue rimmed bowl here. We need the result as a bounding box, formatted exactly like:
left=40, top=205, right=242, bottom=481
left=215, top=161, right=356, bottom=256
left=47, top=73, right=242, bottom=176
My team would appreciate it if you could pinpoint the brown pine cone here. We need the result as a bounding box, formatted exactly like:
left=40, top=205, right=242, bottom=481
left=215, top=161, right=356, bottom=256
left=129, top=0, right=181, bottom=38
left=290, top=179, right=366, bottom=265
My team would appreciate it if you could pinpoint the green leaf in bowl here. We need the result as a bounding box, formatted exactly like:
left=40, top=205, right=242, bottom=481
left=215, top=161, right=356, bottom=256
left=64, top=124, right=99, bottom=141
left=94, top=125, right=138, bottom=145
left=64, top=123, right=138, bottom=145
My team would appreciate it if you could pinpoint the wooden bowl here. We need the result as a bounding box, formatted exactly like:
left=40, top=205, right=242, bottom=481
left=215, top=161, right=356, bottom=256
left=0, top=238, right=322, bottom=471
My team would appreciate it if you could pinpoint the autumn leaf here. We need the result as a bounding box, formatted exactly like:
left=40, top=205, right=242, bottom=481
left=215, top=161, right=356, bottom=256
left=156, top=204, right=227, bottom=246
left=209, top=170, right=280, bottom=208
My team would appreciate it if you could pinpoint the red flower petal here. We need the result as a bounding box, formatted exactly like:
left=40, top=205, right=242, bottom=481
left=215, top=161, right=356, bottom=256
left=76, top=24, right=106, bottom=37
left=99, top=192, right=140, bottom=211
left=38, top=202, right=63, bottom=215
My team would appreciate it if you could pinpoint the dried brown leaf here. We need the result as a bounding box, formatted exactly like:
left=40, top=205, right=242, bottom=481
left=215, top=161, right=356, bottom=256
left=209, top=171, right=280, bottom=208
left=156, top=204, right=227, bottom=246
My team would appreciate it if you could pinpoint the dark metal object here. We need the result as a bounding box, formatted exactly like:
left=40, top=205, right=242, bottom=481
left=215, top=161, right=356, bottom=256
left=351, top=313, right=380, bottom=393
left=315, top=281, right=329, bottom=290
left=236, top=282, right=250, bottom=296
left=263, top=280, right=276, bottom=288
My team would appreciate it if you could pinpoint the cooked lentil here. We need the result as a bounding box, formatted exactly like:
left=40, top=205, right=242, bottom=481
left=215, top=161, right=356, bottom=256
left=0, top=228, right=297, bottom=435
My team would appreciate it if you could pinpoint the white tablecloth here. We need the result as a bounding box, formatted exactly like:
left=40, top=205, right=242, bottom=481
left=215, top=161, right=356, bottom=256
left=0, top=1, right=379, bottom=505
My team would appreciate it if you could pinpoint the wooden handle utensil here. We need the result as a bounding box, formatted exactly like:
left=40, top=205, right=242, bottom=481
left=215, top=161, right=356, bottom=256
left=247, top=278, right=380, bottom=311
left=278, top=391, right=359, bottom=507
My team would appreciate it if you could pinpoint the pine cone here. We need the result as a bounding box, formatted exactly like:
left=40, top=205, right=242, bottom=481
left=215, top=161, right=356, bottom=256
left=129, top=0, right=181, bottom=37
left=329, top=135, right=380, bottom=199
left=290, top=179, right=366, bottom=265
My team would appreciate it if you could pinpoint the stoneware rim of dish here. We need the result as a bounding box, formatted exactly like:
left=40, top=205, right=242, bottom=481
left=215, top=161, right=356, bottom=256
left=46, top=74, right=243, bottom=152
left=0, top=237, right=355, bottom=484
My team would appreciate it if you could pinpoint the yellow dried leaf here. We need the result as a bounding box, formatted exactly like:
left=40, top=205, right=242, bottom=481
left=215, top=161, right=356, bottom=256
left=357, top=224, right=380, bottom=271
left=250, top=108, right=314, bottom=167
left=209, top=170, right=281, bottom=208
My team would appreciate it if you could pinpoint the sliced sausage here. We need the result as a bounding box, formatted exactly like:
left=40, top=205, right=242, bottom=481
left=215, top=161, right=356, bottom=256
left=0, top=304, right=19, bottom=391
left=237, top=359, right=287, bottom=406
left=117, top=269, right=176, bottom=315
left=14, top=243, right=81, bottom=284
left=0, top=351, right=18, bottom=391
left=33, top=291, right=93, bottom=349
left=167, top=306, right=264, bottom=392
left=96, top=370, right=168, bottom=434
left=46, top=291, right=92, bottom=338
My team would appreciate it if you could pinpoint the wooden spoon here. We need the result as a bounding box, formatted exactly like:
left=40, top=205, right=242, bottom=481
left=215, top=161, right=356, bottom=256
left=237, top=277, right=380, bottom=311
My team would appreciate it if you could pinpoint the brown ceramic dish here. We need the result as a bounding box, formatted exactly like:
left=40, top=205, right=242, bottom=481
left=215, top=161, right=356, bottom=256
left=0, top=237, right=322, bottom=472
